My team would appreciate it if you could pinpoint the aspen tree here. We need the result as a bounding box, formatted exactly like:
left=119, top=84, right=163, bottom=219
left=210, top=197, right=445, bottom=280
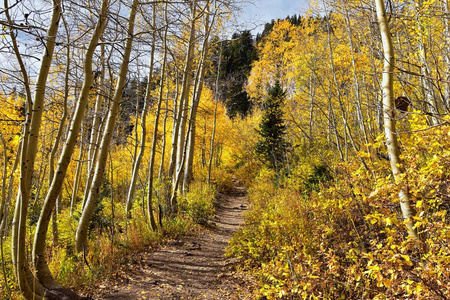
left=71, top=125, right=85, bottom=216
left=1, top=0, right=28, bottom=240
left=374, top=0, right=418, bottom=239
left=47, top=14, right=71, bottom=247
left=159, top=75, right=170, bottom=181
left=9, top=0, right=62, bottom=297
left=146, top=1, right=169, bottom=229
left=444, top=0, right=450, bottom=111
left=0, top=138, right=7, bottom=237
left=184, top=2, right=212, bottom=191
left=4, top=0, right=33, bottom=281
left=0, top=140, right=19, bottom=237
left=208, top=41, right=222, bottom=185
left=83, top=43, right=107, bottom=210
left=0, top=140, right=10, bottom=297
left=324, top=12, right=359, bottom=159
left=341, top=2, right=369, bottom=146
left=32, top=0, right=110, bottom=288
left=416, top=0, right=440, bottom=125
left=126, top=2, right=158, bottom=220
left=167, top=68, right=181, bottom=179
left=76, top=0, right=139, bottom=252
left=169, top=0, right=197, bottom=211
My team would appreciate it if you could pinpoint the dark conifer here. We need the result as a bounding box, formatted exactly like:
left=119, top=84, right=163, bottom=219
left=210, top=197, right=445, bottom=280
left=255, top=80, right=289, bottom=173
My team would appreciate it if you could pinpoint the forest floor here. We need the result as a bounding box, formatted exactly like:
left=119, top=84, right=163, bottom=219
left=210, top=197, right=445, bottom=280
left=92, top=183, right=255, bottom=299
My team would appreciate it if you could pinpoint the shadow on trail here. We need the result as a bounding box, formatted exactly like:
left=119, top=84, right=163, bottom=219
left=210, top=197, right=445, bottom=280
left=99, top=184, right=249, bottom=300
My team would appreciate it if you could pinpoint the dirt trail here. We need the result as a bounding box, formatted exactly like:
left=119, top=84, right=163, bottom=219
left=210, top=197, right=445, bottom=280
left=97, top=184, right=253, bottom=299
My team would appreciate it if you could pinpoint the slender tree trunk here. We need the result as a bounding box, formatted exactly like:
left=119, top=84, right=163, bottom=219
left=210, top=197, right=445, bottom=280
left=146, top=2, right=169, bottom=230
left=4, top=0, right=33, bottom=282
left=47, top=17, right=71, bottom=249
left=10, top=0, right=62, bottom=297
left=325, top=15, right=359, bottom=155
left=375, top=0, right=418, bottom=239
left=343, top=4, right=369, bottom=146
left=33, top=0, right=109, bottom=287
left=170, top=0, right=197, bottom=211
left=83, top=43, right=107, bottom=210
left=71, top=126, right=85, bottom=216
left=444, top=0, right=450, bottom=112
left=0, top=141, right=19, bottom=237
left=159, top=76, right=170, bottom=181
left=0, top=138, right=8, bottom=236
left=416, top=0, right=439, bottom=124
left=168, top=70, right=181, bottom=179
left=126, top=3, right=157, bottom=218
left=76, top=0, right=139, bottom=252
left=207, top=43, right=222, bottom=185
left=175, top=0, right=198, bottom=186
left=184, top=5, right=212, bottom=191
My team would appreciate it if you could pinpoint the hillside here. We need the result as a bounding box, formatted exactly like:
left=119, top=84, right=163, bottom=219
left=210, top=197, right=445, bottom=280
left=1, top=0, right=450, bottom=299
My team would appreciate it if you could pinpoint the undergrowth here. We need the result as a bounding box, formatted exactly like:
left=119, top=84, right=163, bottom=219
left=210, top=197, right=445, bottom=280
left=228, top=115, right=450, bottom=299
left=1, top=179, right=219, bottom=299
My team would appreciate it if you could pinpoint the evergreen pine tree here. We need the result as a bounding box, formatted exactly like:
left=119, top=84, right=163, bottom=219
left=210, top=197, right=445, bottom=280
left=255, top=80, right=289, bottom=173
left=220, top=30, right=257, bottom=118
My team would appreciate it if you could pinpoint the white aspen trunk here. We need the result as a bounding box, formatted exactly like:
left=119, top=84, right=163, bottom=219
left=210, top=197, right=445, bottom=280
left=0, top=138, right=8, bottom=236
left=47, top=24, right=71, bottom=250
left=207, top=43, right=222, bottom=185
left=375, top=0, right=418, bottom=239
left=70, top=127, right=85, bottom=216
left=444, top=0, right=450, bottom=111
left=170, top=118, right=193, bottom=210
left=32, top=0, right=109, bottom=288
left=0, top=140, right=19, bottom=237
left=146, top=2, right=169, bottom=230
left=326, top=84, right=344, bottom=161
left=184, top=5, right=212, bottom=192
left=183, top=64, right=203, bottom=192
left=159, top=76, right=170, bottom=181
left=10, top=0, right=62, bottom=297
left=126, top=4, right=157, bottom=219
left=174, top=0, right=197, bottom=189
left=2, top=0, right=31, bottom=243
left=76, top=0, right=139, bottom=253
left=308, top=75, right=316, bottom=149
left=168, top=70, right=181, bottom=179
left=158, top=75, right=170, bottom=222
left=170, top=0, right=197, bottom=211
left=417, top=0, right=439, bottom=124
left=83, top=43, right=106, bottom=210
left=325, top=14, right=359, bottom=156
left=342, top=4, right=369, bottom=146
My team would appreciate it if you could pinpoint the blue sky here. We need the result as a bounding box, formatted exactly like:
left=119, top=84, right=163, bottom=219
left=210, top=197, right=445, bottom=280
left=237, top=0, right=310, bottom=33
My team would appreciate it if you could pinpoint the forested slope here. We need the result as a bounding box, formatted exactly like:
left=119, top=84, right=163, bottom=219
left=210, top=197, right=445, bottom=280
left=226, top=1, right=450, bottom=299
left=0, top=0, right=450, bottom=299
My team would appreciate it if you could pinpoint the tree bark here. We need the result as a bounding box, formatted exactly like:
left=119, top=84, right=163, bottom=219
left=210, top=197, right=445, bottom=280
left=32, top=0, right=109, bottom=288
left=83, top=43, right=107, bottom=210
left=76, top=0, right=139, bottom=252
left=126, top=3, right=158, bottom=219
left=207, top=42, right=222, bottom=185
left=375, top=0, right=418, bottom=239
left=10, top=0, right=62, bottom=297
left=169, top=0, right=197, bottom=211
left=146, top=2, right=169, bottom=230
left=184, top=4, right=212, bottom=192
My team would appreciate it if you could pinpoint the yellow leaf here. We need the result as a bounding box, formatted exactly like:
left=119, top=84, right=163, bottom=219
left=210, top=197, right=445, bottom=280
left=385, top=217, right=392, bottom=226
